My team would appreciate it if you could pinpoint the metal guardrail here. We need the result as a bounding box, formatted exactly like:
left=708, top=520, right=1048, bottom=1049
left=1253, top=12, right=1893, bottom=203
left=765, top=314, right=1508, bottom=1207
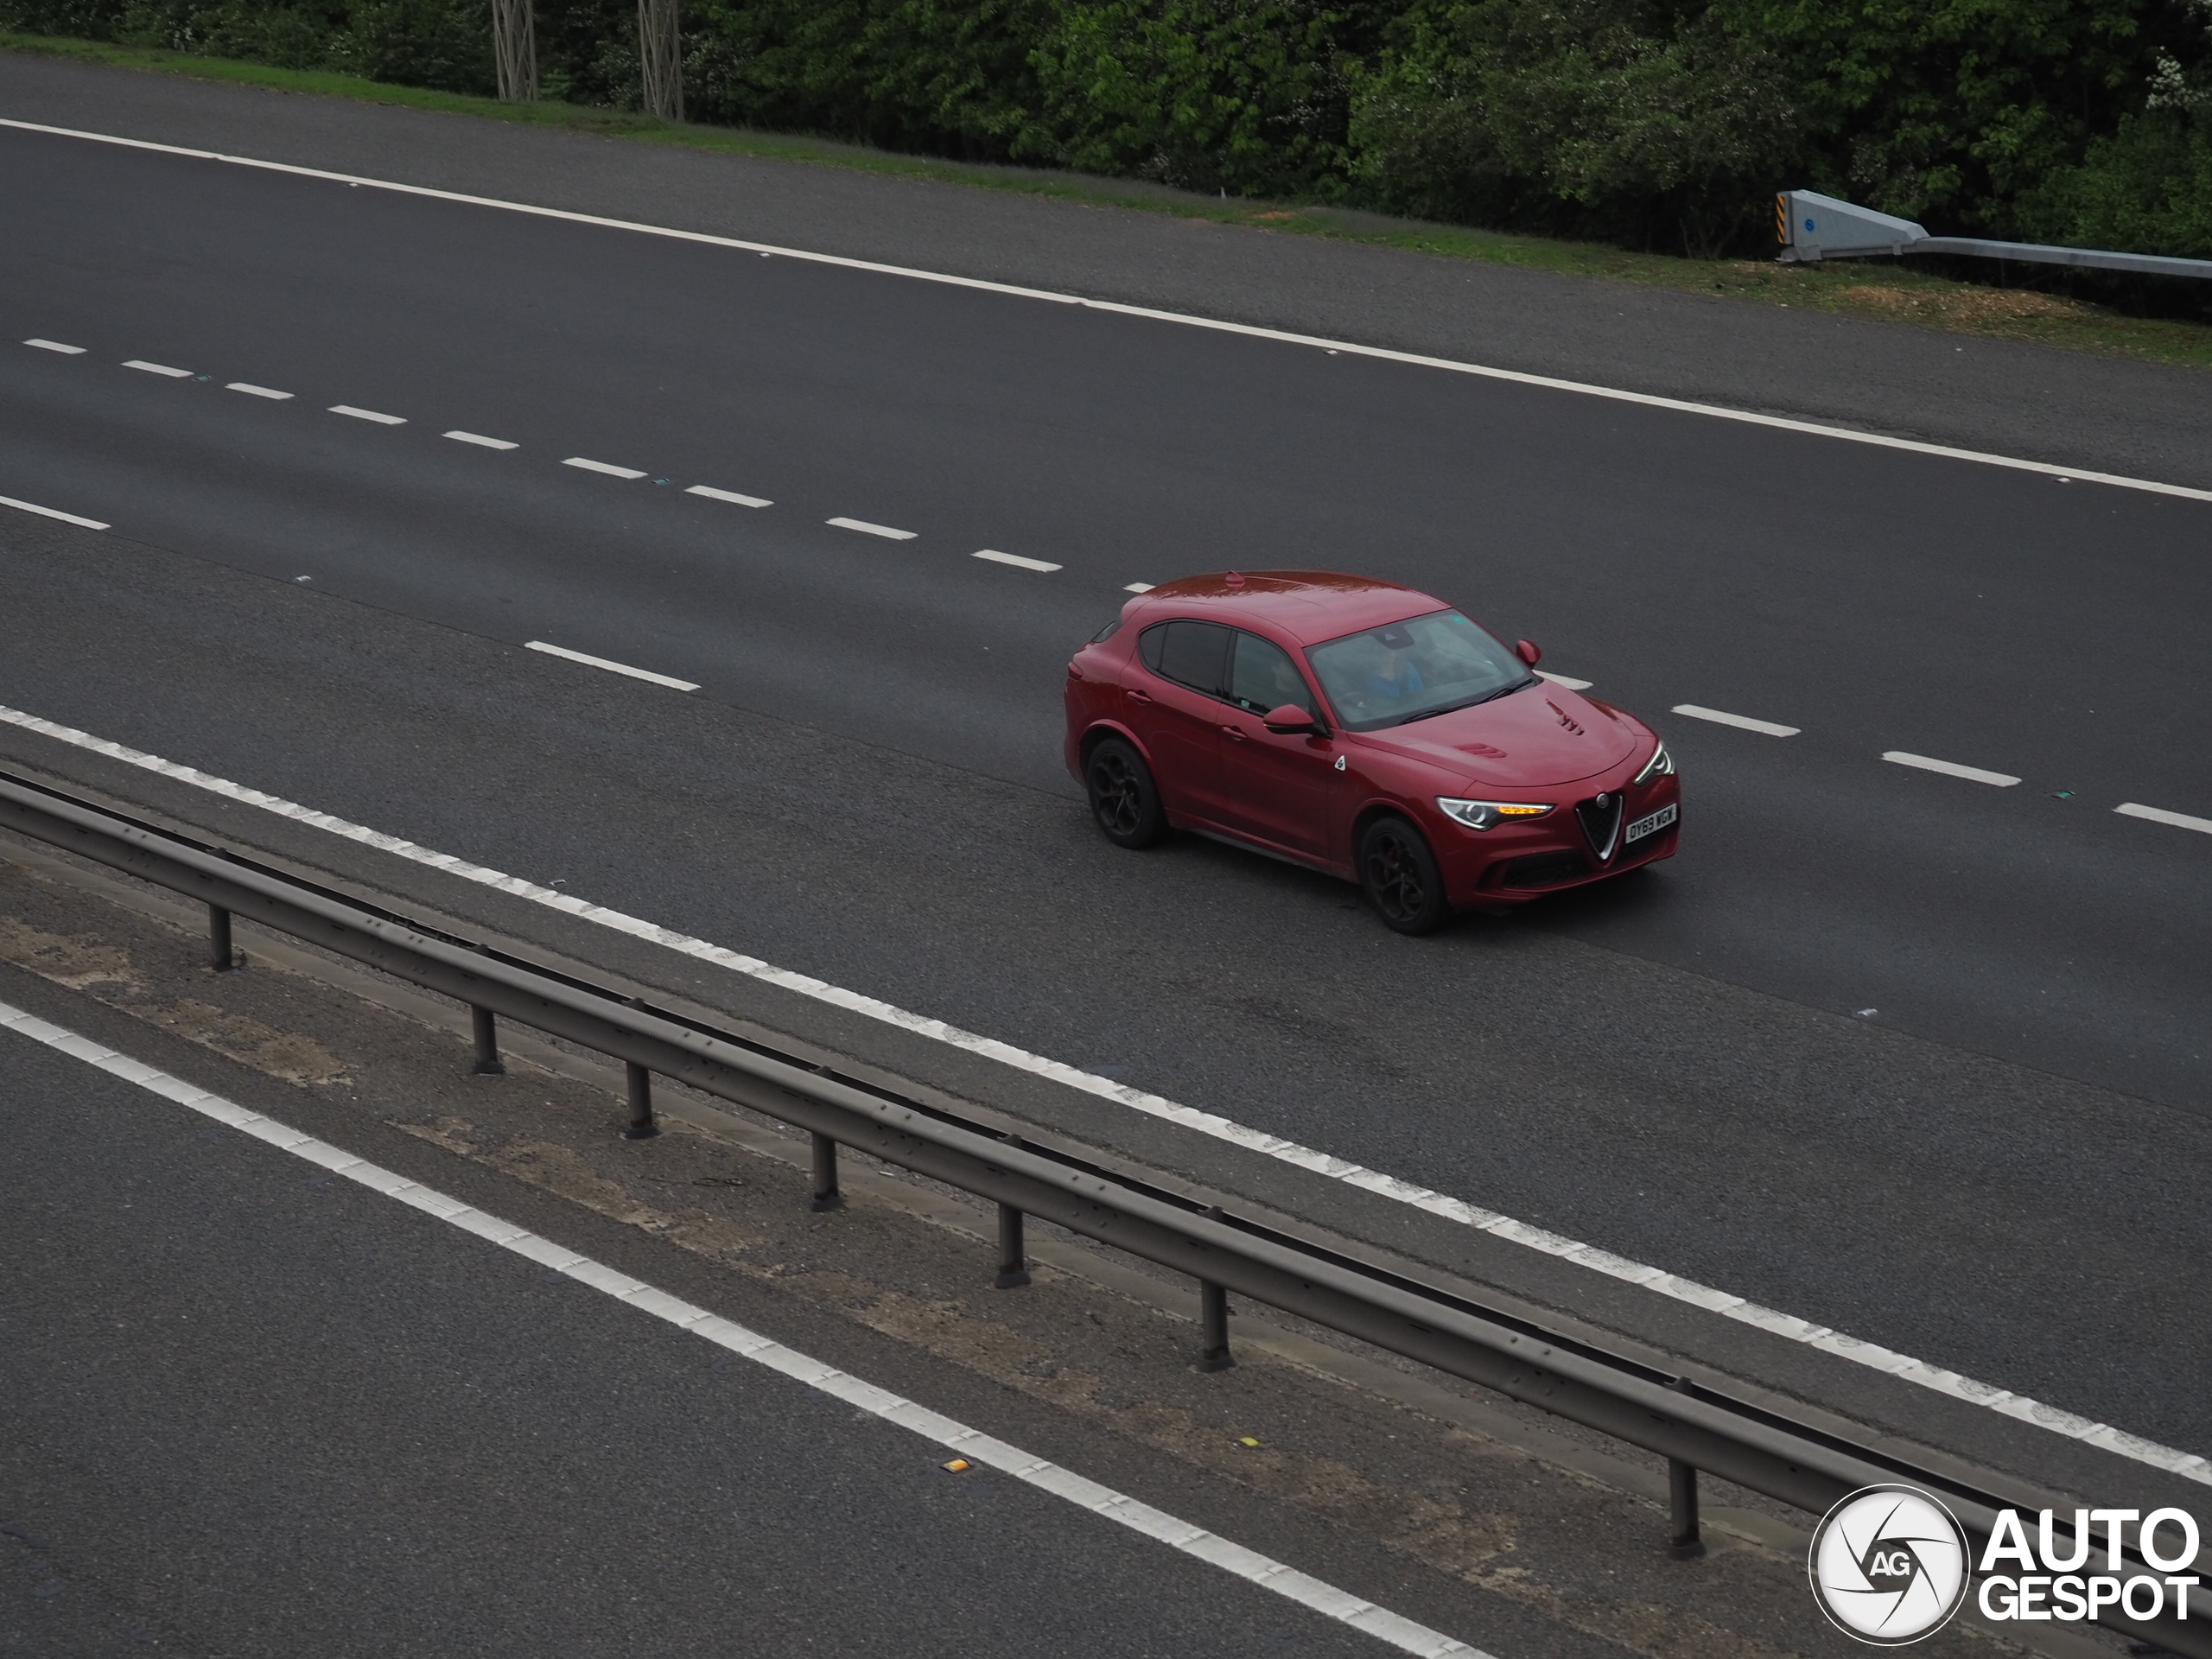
left=1776, top=187, right=2212, bottom=280
left=2, top=765, right=2203, bottom=1654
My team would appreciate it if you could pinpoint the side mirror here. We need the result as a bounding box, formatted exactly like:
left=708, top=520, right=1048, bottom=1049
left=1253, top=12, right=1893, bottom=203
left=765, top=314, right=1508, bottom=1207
left=1262, top=703, right=1319, bottom=734
left=1515, top=639, right=1541, bottom=667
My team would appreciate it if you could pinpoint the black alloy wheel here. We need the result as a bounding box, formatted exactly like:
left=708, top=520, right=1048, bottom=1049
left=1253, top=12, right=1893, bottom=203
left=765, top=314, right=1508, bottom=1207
left=1086, top=738, right=1166, bottom=849
left=1358, top=817, right=1449, bottom=935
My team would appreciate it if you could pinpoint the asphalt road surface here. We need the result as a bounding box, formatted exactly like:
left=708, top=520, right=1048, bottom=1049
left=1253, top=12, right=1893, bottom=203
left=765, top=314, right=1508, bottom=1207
left=0, top=999, right=1409, bottom=1659
left=2, top=74, right=2209, bottom=1484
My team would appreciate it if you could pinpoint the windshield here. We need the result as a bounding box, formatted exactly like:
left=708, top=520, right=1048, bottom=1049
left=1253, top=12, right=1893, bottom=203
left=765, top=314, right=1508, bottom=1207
left=1304, top=610, right=1533, bottom=732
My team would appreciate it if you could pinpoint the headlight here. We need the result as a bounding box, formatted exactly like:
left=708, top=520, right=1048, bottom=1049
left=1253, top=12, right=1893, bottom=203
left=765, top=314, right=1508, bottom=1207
left=1633, top=741, right=1675, bottom=785
left=1436, top=798, right=1554, bottom=831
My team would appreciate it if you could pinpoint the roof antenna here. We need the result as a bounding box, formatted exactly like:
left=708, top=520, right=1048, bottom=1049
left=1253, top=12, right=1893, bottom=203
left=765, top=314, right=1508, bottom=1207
left=1224, top=570, right=1246, bottom=587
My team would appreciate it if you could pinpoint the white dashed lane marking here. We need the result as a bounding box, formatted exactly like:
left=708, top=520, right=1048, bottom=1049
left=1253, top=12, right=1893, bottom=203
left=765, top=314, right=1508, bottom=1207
left=524, top=640, right=699, bottom=691
left=1882, top=752, right=2021, bottom=787
left=2, top=698, right=2200, bottom=1491
left=974, top=550, right=1062, bottom=574
left=828, top=516, right=917, bottom=541
left=1671, top=704, right=1800, bottom=737
left=20, top=114, right=2212, bottom=512
left=17, top=327, right=2193, bottom=865
left=2117, top=802, right=2212, bottom=836
left=0, top=1003, right=1484, bottom=1659
left=0, top=493, right=109, bottom=531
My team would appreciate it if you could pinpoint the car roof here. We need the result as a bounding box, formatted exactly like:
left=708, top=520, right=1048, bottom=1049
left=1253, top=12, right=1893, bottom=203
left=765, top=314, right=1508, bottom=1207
left=1126, top=571, right=1449, bottom=648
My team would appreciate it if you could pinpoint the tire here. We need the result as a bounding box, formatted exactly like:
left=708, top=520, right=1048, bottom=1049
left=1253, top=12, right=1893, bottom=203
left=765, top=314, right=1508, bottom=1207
left=1357, top=816, right=1449, bottom=935
left=1085, top=737, right=1166, bottom=849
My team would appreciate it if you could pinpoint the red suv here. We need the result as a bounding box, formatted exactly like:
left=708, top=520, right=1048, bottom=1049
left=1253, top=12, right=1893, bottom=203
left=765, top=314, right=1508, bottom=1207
left=1064, top=571, right=1680, bottom=932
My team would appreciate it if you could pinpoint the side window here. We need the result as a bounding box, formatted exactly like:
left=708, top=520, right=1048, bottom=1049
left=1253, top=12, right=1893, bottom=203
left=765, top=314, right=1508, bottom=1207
left=1228, top=631, right=1316, bottom=718
left=1140, top=620, right=1233, bottom=696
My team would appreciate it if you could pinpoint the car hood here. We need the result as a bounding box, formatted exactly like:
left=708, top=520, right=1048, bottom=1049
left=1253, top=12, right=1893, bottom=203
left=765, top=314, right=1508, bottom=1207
left=1351, top=683, right=1641, bottom=790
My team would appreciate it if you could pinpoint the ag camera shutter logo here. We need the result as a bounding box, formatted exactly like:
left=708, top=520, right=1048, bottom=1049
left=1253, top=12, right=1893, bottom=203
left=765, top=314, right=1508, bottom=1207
left=1809, top=1485, right=1970, bottom=1645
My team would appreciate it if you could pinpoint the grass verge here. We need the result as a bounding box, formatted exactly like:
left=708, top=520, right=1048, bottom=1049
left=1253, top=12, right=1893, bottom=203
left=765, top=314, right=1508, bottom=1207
left=9, top=30, right=2212, bottom=372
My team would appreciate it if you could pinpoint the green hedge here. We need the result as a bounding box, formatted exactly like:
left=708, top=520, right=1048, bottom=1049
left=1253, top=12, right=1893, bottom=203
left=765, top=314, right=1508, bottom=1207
left=11, top=0, right=2212, bottom=262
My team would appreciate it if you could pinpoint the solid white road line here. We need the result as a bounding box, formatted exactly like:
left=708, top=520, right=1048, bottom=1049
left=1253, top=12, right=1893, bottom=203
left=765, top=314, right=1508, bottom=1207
left=563, top=456, right=646, bottom=479
left=23, top=338, right=85, bottom=353
left=1124, top=582, right=1156, bottom=594
left=524, top=640, right=699, bottom=691
left=687, top=484, right=772, bottom=507
left=330, top=404, right=406, bottom=424
left=9, top=118, right=2211, bottom=510
left=1535, top=671, right=1592, bottom=690
left=227, top=382, right=293, bottom=399
left=0, top=1001, right=1484, bottom=1659
left=1882, top=752, right=2021, bottom=787
left=2116, top=801, right=2212, bottom=836
left=123, top=359, right=191, bottom=377
left=445, top=430, right=518, bottom=449
left=0, top=494, right=110, bottom=531
left=0, top=701, right=2198, bottom=1489
left=1670, top=704, right=1800, bottom=738
left=973, top=549, right=1062, bottom=573
left=828, top=517, right=917, bottom=540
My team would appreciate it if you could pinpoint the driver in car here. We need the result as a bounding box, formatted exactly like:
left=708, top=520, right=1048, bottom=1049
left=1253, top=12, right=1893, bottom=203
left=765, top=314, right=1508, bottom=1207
left=1362, top=628, right=1427, bottom=708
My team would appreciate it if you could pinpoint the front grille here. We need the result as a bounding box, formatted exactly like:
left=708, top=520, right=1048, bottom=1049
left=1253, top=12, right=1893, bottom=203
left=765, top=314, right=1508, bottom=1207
left=1501, top=850, right=1588, bottom=889
left=1574, top=792, right=1625, bottom=861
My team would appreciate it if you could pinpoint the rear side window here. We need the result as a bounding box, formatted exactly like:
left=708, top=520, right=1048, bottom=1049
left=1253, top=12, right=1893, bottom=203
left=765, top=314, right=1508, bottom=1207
left=1139, top=620, right=1233, bottom=696
left=1227, top=632, right=1316, bottom=718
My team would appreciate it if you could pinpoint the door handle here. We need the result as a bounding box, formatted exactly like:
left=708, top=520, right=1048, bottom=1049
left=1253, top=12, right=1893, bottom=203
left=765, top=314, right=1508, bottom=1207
left=1125, top=689, right=1153, bottom=704
left=1219, top=725, right=1247, bottom=741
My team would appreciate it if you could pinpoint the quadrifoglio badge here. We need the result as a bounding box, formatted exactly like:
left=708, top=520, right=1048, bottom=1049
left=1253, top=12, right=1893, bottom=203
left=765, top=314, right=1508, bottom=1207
left=1808, top=1486, right=2202, bottom=1645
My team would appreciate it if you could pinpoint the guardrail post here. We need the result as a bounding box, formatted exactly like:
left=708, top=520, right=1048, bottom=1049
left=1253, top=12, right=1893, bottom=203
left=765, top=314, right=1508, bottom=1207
left=810, top=1133, right=842, bottom=1211
left=995, top=1204, right=1031, bottom=1287
left=1669, top=1376, right=1705, bottom=1558
left=207, top=903, right=239, bottom=972
left=623, top=1061, right=658, bottom=1139
left=1199, top=1280, right=1233, bottom=1371
left=471, top=1006, right=505, bottom=1075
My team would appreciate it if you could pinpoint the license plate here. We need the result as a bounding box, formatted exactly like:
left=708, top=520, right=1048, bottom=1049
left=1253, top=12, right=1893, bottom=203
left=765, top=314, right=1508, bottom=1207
left=1624, top=802, right=1678, bottom=843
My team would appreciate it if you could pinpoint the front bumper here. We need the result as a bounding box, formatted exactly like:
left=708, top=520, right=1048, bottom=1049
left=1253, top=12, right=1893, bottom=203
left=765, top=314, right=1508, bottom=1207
left=1433, top=774, right=1681, bottom=906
